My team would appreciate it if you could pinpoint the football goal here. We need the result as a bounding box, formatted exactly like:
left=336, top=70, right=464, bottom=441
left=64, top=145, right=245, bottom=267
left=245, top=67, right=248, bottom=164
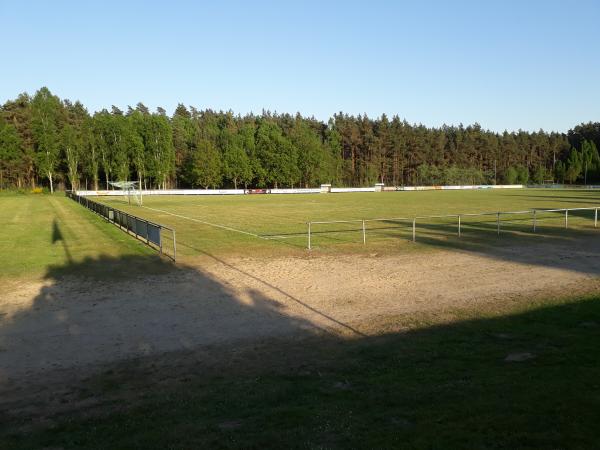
left=108, top=181, right=143, bottom=205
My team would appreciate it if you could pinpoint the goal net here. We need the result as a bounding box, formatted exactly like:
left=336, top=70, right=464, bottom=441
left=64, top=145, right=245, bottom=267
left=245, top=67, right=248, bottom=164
left=107, top=181, right=143, bottom=206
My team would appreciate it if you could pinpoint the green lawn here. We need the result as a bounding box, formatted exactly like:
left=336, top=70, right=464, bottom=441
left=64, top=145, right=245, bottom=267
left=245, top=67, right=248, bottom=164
left=96, top=188, right=600, bottom=257
left=3, top=294, right=600, bottom=449
left=0, top=194, right=166, bottom=280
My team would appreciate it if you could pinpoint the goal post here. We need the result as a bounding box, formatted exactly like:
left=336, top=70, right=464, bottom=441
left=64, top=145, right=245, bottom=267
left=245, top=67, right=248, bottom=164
left=107, top=181, right=143, bottom=206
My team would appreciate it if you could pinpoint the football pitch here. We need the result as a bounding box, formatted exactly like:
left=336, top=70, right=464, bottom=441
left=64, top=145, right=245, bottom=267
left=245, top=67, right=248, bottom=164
left=95, top=188, right=600, bottom=258
left=3, top=189, right=600, bottom=449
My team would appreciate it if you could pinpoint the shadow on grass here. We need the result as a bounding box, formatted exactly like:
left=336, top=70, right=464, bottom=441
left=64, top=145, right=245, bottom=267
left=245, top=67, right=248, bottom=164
left=509, top=190, right=600, bottom=205
left=2, top=293, right=600, bottom=449
left=407, top=220, right=600, bottom=276
left=0, top=249, right=322, bottom=384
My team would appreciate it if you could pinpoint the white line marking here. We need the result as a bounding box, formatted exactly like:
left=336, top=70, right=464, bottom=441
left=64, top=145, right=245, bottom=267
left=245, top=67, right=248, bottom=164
left=142, top=206, right=267, bottom=239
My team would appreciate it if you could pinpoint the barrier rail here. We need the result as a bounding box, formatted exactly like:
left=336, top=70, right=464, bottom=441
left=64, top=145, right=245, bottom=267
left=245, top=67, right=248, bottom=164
left=66, top=191, right=176, bottom=261
left=306, top=206, right=600, bottom=249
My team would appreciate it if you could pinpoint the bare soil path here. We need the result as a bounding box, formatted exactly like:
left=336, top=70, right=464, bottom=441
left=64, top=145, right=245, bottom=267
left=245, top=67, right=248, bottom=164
left=2, top=237, right=599, bottom=392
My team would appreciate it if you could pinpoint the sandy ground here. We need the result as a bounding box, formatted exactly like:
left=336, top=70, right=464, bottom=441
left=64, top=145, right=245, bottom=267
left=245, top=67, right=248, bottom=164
left=1, top=238, right=599, bottom=393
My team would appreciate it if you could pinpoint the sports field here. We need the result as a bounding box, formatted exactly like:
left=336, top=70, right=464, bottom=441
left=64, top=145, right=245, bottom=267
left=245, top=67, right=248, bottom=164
left=2, top=190, right=600, bottom=448
left=96, top=188, right=600, bottom=257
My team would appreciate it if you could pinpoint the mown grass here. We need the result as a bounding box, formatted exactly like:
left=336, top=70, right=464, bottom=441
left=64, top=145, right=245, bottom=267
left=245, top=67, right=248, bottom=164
left=0, top=194, right=166, bottom=280
left=2, top=294, right=600, bottom=449
left=96, top=188, right=600, bottom=257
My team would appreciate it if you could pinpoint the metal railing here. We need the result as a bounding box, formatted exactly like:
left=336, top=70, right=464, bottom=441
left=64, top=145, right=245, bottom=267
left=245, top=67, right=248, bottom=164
left=306, top=206, right=600, bottom=250
left=66, top=191, right=177, bottom=261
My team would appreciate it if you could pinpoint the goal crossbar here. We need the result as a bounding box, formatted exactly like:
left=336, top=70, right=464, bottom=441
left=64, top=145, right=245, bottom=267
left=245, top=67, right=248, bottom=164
left=108, top=181, right=143, bottom=206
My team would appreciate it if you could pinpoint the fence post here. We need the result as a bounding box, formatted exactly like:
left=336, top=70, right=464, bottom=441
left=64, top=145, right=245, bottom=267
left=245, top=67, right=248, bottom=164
left=565, top=209, right=568, bottom=229
left=533, top=209, right=537, bottom=233
left=160, top=228, right=163, bottom=255
left=595, top=208, right=598, bottom=228
left=497, top=212, right=500, bottom=236
left=412, top=218, right=416, bottom=242
left=458, top=215, right=461, bottom=237
left=172, top=229, right=177, bottom=261
left=307, top=222, right=312, bottom=250
left=362, top=220, right=366, bottom=245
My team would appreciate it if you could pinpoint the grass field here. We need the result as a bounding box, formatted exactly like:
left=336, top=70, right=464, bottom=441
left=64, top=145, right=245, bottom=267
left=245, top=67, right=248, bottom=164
left=95, top=188, right=600, bottom=257
left=0, top=194, right=167, bottom=280
left=2, top=191, right=600, bottom=449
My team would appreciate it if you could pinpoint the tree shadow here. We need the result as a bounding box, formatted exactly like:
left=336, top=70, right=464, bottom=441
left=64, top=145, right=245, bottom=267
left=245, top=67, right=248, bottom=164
left=405, top=219, right=600, bottom=276
left=509, top=191, right=600, bottom=205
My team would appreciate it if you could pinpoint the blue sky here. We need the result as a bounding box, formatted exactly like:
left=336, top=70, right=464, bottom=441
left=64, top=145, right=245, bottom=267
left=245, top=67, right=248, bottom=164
left=1, top=0, right=599, bottom=131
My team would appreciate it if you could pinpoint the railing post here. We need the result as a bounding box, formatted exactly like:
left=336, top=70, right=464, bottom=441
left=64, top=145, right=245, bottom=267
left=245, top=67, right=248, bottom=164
left=362, top=220, right=366, bottom=245
left=565, top=209, right=568, bottom=229
left=497, top=212, right=500, bottom=236
left=172, top=229, right=177, bottom=261
left=412, top=218, right=416, bottom=242
left=307, top=222, right=312, bottom=250
left=458, top=215, right=461, bottom=237
left=160, top=228, right=163, bottom=255
left=533, top=209, right=537, bottom=233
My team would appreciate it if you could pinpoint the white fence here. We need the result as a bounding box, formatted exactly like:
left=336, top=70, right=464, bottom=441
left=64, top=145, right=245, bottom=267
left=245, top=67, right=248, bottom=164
left=76, top=184, right=527, bottom=197
left=385, top=184, right=524, bottom=191
left=306, top=206, right=600, bottom=250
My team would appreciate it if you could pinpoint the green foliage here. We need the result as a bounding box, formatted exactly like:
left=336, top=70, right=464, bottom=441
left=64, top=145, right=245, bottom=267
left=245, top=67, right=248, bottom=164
left=145, top=114, right=175, bottom=189
left=503, top=167, right=518, bottom=184
left=554, top=161, right=566, bottom=184
left=61, top=123, right=81, bottom=190
left=566, top=148, right=582, bottom=183
left=417, top=164, right=488, bottom=185
left=255, top=120, right=299, bottom=188
left=292, top=119, right=327, bottom=187
left=191, top=137, right=222, bottom=188
left=0, top=121, right=23, bottom=188
left=2, top=87, right=600, bottom=190
left=516, top=165, right=529, bottom=184
left=222, top=140, right=252, bottom=189
left=31, top=87, right=62, bottom=192
left=533, top=165, right=547, bottom=184
left=580, top=139, right=599, bottom=184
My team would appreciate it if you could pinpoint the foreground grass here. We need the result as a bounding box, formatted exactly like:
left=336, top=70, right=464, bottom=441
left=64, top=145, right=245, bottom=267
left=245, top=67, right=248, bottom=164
left=97, top=188, right=600, bottom=257
left=2, top=294, right=600, bottom=449
left=0, top=194, right=165, bottom=280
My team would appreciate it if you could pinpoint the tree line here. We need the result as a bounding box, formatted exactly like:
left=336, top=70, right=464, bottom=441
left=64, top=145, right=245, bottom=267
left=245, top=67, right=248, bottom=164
left=1, top=87, right=599, bottom=192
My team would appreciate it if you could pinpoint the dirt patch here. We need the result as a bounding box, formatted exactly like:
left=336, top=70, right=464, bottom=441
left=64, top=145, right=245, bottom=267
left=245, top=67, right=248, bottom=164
left=1, top=237, right=599, bottom=398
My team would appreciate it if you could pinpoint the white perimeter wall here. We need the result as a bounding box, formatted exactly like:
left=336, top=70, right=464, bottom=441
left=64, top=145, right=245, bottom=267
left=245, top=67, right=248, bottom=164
left=76, top=184, right=527, bottom=196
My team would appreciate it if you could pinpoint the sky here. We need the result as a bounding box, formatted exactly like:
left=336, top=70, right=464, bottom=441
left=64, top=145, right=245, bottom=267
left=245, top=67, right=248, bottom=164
left=1, top=0, right=599, bottom=132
